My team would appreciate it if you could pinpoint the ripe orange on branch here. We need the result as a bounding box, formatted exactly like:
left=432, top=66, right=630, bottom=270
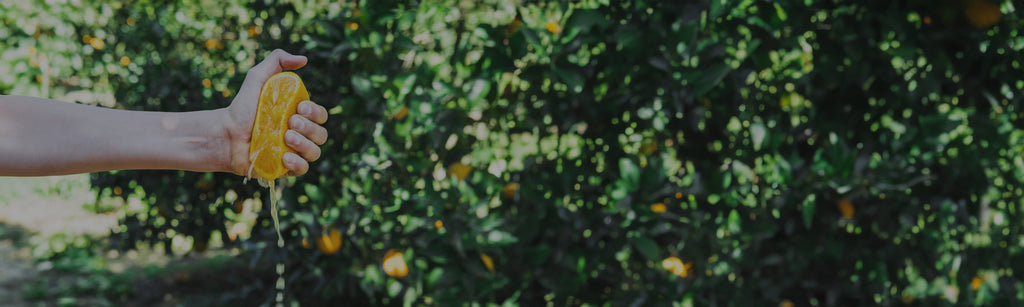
left=662, top=256, right=692, bottom=277
left=315, top=228, right=343, bottom=255
left=447, top=163, right=472, bottom=181
left=965, top=0, right=1002, bottom=29
left=249, top=72, right=309, bottom=180
left=480, top=253, right=495, bottom=273
left=838, top=197, right=854, bottom=219
left=383, top=249, right=409, bottom=278
left=502, top=183, right=520, bottom=198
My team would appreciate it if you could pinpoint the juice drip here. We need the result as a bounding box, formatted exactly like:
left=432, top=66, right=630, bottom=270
left=268, top=180, right=285, bottom=307
left=269, top=180, right=283, bottom=245
left=248, top=152, right=286, bottom=306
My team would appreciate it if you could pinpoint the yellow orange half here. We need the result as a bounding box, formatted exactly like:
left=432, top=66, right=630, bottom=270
left=249, top=71, right=309, bottom=180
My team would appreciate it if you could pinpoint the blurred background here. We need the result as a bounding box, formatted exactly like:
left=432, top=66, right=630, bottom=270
left=1, top=0, right=1023, bottom=305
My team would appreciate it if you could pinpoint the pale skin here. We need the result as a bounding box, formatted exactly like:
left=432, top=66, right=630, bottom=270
left=0, top=49, right=328, bottom=177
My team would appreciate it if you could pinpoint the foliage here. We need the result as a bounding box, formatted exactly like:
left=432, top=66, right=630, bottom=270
left=19, top=232, right=134, bottom=304
left=4, top=0, right=1024, bottom=305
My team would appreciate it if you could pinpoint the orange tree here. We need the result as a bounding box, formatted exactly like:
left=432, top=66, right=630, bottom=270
left=69, top=0, right=1024, bottom=305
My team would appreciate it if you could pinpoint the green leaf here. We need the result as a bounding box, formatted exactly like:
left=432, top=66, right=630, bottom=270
left=751, top=121, right=766, bottom=151
left=690, top=63, right=731, bottom=97
left=773, top=3, right=787, bottom=22
left=728, top=209, right=741, bottom=233
left=566, top=9, right=608, bottom=31
left=487, top=230, right=519, bottom=245
left=351, top=75, right=373, bottom=98
left=708, top=0, right=727, bottom=20
left=802, top=194, right=816, bottom=229
left=554, top=68, right=583, bottom=93
left=466, top=78, right=491, bottom=104
left=393, top=73, right=416, bottom=102
left=632, top=235, right=661, bottom=262
left=527, top=245, right=551, bottom=266
left=619, top=158, right=639, bottom=188
left=304, top=184, right=323, bottom=202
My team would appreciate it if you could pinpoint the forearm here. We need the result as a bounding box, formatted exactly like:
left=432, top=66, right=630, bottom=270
left=0, top=95, right=231, bottom=176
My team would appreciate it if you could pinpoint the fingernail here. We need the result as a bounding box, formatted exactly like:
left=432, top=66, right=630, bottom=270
left=283, top=153, right=298, bottom=168
left=286, top=130, right=300, bottom=145
left=290, top=115, right=304, bottom=130
left=299, top=103, right=311, bottom=115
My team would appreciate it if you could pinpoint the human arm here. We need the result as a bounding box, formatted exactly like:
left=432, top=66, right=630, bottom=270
left=0, top=49, right=328, bottom=177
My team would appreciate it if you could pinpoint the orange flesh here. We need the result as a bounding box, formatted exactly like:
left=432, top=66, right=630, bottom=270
left=249, top=71, right=309, bottom=181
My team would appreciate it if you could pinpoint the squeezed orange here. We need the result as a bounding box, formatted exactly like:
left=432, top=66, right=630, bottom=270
left=249, top=71, right=309, bottom=180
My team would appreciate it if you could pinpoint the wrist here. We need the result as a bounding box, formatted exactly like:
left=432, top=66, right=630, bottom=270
left=218, top=106, right=254, bottom=175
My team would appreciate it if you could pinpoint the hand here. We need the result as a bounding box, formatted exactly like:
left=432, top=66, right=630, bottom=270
left=223, top=49, right=329, bottom=177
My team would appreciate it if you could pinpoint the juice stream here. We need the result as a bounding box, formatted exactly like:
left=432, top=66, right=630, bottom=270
left=251, top=177, right=285, bottom=307
left=268, top=179, right=285, bottom=307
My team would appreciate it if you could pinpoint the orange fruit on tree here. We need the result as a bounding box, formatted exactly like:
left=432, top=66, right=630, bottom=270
left=383, top=249, right=409, bottom=278
left=838, top=197, right=854, bottom=219
left=315, top=228, right=343, bottom=255
left=480, top=253, right=495, bottom=273
left=393, top=106, right=409, bottom=120
left=447, top=163, right=472, bottom=181
left=965, top=0, right=1002, bottom=29
left=502, top=183, right=520, bottom=198
left=546, top=22, right=562, bottom=34
left=89, top=37, right=104, bottom=50
left=662, top=256, right=692, bottom=277
left=204, top=38, right=222, bottom=50
left=248, top=71, right=309, bottom=180
left=247, top=25, right=261, bottom=37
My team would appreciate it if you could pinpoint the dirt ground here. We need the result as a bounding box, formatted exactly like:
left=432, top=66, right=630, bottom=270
left=0, top=175, right=120, bottom=305
left=0, top=175, right=273, bottom=306
left=0, top=235, right=33, bottom=305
